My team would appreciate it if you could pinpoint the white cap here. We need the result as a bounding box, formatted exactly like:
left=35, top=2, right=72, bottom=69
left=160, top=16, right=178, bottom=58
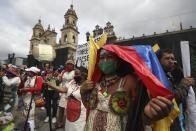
left=25, top=67, right=40, bottom=73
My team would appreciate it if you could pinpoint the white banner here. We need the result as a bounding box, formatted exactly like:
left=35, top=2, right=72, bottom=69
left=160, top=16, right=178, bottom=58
left=181, top=41, right=196, bottom=131
left=180, top=41, right=191, bottom=76
left=75, top=43, right=89, bottom=68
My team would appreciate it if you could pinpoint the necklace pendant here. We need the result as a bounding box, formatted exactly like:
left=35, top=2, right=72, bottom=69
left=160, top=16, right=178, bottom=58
left=103, top=91, right=109, bottom=97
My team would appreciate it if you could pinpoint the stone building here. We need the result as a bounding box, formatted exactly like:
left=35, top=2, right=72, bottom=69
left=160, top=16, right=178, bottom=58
left=29, top=20, right=57, bottom=55
left=28, top=4, right=79, bottom=67
left=86, top=22, right=117, bottom=43
left=54, top=4, right=79, bottom=67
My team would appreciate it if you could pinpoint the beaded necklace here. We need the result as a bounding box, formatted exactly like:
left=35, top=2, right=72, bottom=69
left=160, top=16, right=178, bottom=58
left=100, top=75, right=120, bottom=97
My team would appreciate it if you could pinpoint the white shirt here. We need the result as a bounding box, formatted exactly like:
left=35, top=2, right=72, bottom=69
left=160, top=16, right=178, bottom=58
left=65, top=80, right=86, bottom=131
left=61, top=70, right=75, bottom=86
left=58, top=70, right=75, bottom=108
left=2, top=76, right=21, bottom=87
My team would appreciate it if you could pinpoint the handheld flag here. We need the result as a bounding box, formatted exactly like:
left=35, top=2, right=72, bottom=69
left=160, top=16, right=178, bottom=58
left=87, top=33, right=107, bottom=80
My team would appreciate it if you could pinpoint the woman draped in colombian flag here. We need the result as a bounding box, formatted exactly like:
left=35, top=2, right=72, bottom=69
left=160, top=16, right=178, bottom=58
left=80, top=44, right=173, bottom=131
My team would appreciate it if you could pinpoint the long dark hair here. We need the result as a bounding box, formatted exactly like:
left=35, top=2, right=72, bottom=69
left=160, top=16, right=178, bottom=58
left=116, top=58, right=135, bottom=77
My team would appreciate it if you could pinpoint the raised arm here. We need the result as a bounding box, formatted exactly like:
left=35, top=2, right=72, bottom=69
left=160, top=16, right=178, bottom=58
left=47, top=82, right=67, bottom=93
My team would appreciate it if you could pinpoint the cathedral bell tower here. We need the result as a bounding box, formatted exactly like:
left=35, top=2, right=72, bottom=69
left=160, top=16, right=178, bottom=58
left=29, top=19, right=44, bottom=54
left=60, top=4, right=79, bottom=61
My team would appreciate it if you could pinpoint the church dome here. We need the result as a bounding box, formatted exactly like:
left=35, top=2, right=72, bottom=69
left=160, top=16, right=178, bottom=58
left=33, top=19, right=44, bottom=30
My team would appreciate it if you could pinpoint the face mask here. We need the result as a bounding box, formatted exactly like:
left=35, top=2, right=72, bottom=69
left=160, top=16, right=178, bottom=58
left=98, top=61, right=118, bottom=75
left=6, top=72, right=15, bottom=78
left=74, top=76, right=82, bottom=83
left=66, top=64, right=74, bottom=72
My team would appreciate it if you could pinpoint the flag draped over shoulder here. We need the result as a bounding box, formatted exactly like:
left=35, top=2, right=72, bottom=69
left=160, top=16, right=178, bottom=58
left=101, top=45, right=179, bottom=131
left=131, top=45, right=173, bottom=91
left=129, top=45, right=179, bottom=131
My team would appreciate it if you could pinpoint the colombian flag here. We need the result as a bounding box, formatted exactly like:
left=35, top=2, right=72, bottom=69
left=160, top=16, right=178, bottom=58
left=91, top=44, right=173, bottom=98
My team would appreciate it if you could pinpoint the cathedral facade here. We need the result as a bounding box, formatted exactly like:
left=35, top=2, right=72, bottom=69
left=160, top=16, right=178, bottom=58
left=28, top=4, right=79, bottom=67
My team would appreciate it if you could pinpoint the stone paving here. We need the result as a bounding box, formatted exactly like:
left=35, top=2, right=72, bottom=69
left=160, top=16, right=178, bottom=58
left=35, top=108, right=64, bottom=131
left=14, top=107, right=64, bottom=131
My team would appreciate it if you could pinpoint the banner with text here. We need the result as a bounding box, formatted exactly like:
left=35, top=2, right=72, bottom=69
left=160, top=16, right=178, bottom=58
left=76, top=43, right=89, bottom=68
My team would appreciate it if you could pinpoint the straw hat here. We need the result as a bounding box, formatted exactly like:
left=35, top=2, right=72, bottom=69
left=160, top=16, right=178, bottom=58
left=65, top=59, right=74, bottom=65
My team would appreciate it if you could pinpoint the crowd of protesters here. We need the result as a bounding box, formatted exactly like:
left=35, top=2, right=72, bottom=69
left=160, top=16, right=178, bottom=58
left=0, top=46, right=195, bottom=131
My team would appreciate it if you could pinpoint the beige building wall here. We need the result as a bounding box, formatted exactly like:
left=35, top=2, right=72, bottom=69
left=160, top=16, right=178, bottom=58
left=29, top=4, right=79, bottom=63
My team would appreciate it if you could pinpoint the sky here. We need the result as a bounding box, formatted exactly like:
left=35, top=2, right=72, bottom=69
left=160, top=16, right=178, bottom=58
left=0, top=0, right=196, bottom=60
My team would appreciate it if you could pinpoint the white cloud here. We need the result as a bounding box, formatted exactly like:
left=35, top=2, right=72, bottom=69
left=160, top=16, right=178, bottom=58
left=0, top=21, right=29, bottom=59
left=0, top=0, right=196, bottom=59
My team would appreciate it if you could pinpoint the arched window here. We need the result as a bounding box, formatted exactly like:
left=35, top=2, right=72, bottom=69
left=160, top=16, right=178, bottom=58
left=64, top=35, right=67, bottom=42
left=44, top=39, right=47, bottom=44
left=73, top=35, right=75, bottom=43
left=67, top=19, right=69, bottom=24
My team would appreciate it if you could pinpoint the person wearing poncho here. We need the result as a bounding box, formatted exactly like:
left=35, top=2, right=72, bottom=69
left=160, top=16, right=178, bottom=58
left=80, top=44, right=173, bottom=131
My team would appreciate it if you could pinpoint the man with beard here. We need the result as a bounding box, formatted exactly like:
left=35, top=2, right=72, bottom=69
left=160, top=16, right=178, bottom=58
left=158, top=49, right=195, bottom=131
